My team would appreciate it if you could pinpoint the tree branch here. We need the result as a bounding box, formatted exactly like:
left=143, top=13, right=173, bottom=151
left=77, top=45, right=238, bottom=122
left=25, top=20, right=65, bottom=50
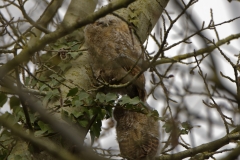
left=154, top=33, right=240, bottom=66
left=157, top=132, right=240, bottom=160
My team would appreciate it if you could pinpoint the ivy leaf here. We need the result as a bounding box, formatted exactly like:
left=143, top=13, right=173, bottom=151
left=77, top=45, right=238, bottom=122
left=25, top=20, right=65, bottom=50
left=163, top=121, right=173, bottom=133
left=34, top=130, right=47, bottom=137
left=180, top=129, right=188, bottom=135
left=129, top=97, right=141, bottom=105
left=99, top=109, right=106, bottom=119
left=78, top=91, right=89, bottom=101
left=105, top=105, right=113, bottom=118
left=9, top=96, right=20, bottom=110
left=148, top=110, right=159, bottom=120
left=39, top=84, right=48, bottom=92
left=0, top=93, right=7, bottom=107
left=72, top=99, right=83, bottom=107
left=24, top=77, right=31, bottom=86
left=181, top=121, right=193, bottom=130
left=96, top=92, right=106, bottom=103
left=88, top=108, right=96, bottom=119
left=42, top=91, right=54, bottom=106
left=69, top=52, right=80, bottom=59
left=30, top=79, right=38, bottom=87
left=119, top=95, right=131, bottom=105
left=67, top=87, right=78, bottom=97
left=37, top=121, right=54, bottom=134
left=72, top=108, right=84, bottom=118
left=84, top=96, right=93, bottom=106
left=78, top=120, right=88, bottom=127
left=90, top=119, right=102, bottom=144
left=37, top=121, right=48, bottom=132
left=119, top=96, right=140, bottom=105
left=105, top=93, right=117, bottom=102
left=43, top=89, right=59, bottom=106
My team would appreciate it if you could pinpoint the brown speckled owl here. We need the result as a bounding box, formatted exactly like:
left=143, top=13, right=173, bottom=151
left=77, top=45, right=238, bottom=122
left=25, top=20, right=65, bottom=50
left=84, top=15, right=159, bottom=160
left=114, top=105, right=159, bottom=160
left=84, top=14, right=145, bottom=100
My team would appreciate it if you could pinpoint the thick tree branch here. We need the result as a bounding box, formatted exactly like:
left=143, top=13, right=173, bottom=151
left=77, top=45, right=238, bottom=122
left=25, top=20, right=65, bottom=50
left=115, top=0, right=170, bottom=43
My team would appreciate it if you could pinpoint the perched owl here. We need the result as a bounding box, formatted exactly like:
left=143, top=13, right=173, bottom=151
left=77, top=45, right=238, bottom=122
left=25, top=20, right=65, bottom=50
left=84, top=15, right=159, bottom=160
left=113, top=105, right=159, bottom=160
left=84, top=14, right=145, bottom=100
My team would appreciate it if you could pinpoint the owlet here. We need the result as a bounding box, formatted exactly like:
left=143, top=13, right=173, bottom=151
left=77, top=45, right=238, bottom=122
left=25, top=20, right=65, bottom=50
left=114, top=105, right=159, bottom=160
left=84, top=14, right=145, bottom=100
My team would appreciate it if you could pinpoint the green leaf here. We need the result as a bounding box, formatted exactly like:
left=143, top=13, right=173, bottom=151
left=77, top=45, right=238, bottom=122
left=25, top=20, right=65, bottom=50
left=34, top=130, right=47, bottom=137
left=148, top=110, right=159, bottom=120
left=67, top=87, right=78, bottom=97
left=180, top=129, right=188, bottom=135
left=42, top=91, right=53, bottom=106
left=90, top=119, right=102, bottom=144
left=78, top=91, right=89, bottom=101
left=119, top=95, right=140, bottom=105
left=70, top=43, right=80, bottom=50
left=69, top=52, right=80, bottom=59
left=49, top=73, right=59, bottom=79
left=163, top=122, right=173, bottom=133
left=96, top=92, right=106, bottom=103
left=181, top=121, right=193, bottom=130
left=88, top=109, right=96, bottom=119
left=99, top=109, right=106, bottom=119
left=43, top=89, right=59, bottom=106
left=39, top=84, right=48, bottom=92
left=37, top=121, right=54, bottom=134
left=30, top=79, right=38, bottom=87
left=105, top=93, right=117, bottom=102
left=90, top=119, right=102, bottom=139
left=129, top=97, right=141, bottom=105
left=0, top=93, right=7, bottom=107
left=119, top=95, right=131, bottom=105
left=72, top=109, right=84, bottom=118
left=38, top=121, right=48, bottom=132
left=24, top=77, right=31, bottom=86
left=78, top=120, right=88, bottom=127
left=72, top=99, right=83, bottom=107
left=105, top=105, right=113, bottom=118
left=85, top=96, right=93, bottom=105
left=9, top=96, right=20, bottom=109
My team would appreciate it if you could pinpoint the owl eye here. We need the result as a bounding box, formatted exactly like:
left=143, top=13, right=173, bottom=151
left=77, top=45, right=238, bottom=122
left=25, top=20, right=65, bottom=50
left=97, top=21, right=111, bottom=27
left=96, top=21, right=105, bottom=26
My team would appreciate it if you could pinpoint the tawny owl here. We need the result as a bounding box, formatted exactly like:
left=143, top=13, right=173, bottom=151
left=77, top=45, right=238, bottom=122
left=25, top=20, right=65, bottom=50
left=84, top=14, right=145, bottom=100
left=114, top=105, right=159, bottom=160
left=84, top=14, right=159, bottom=160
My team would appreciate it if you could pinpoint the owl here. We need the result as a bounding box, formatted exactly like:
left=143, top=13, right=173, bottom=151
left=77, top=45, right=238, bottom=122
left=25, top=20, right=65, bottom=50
left=84, top=15, right=159, bottom=160
left=84, top=14, right=145, bottom=100
left=114, top=105, right=160, bottom=160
